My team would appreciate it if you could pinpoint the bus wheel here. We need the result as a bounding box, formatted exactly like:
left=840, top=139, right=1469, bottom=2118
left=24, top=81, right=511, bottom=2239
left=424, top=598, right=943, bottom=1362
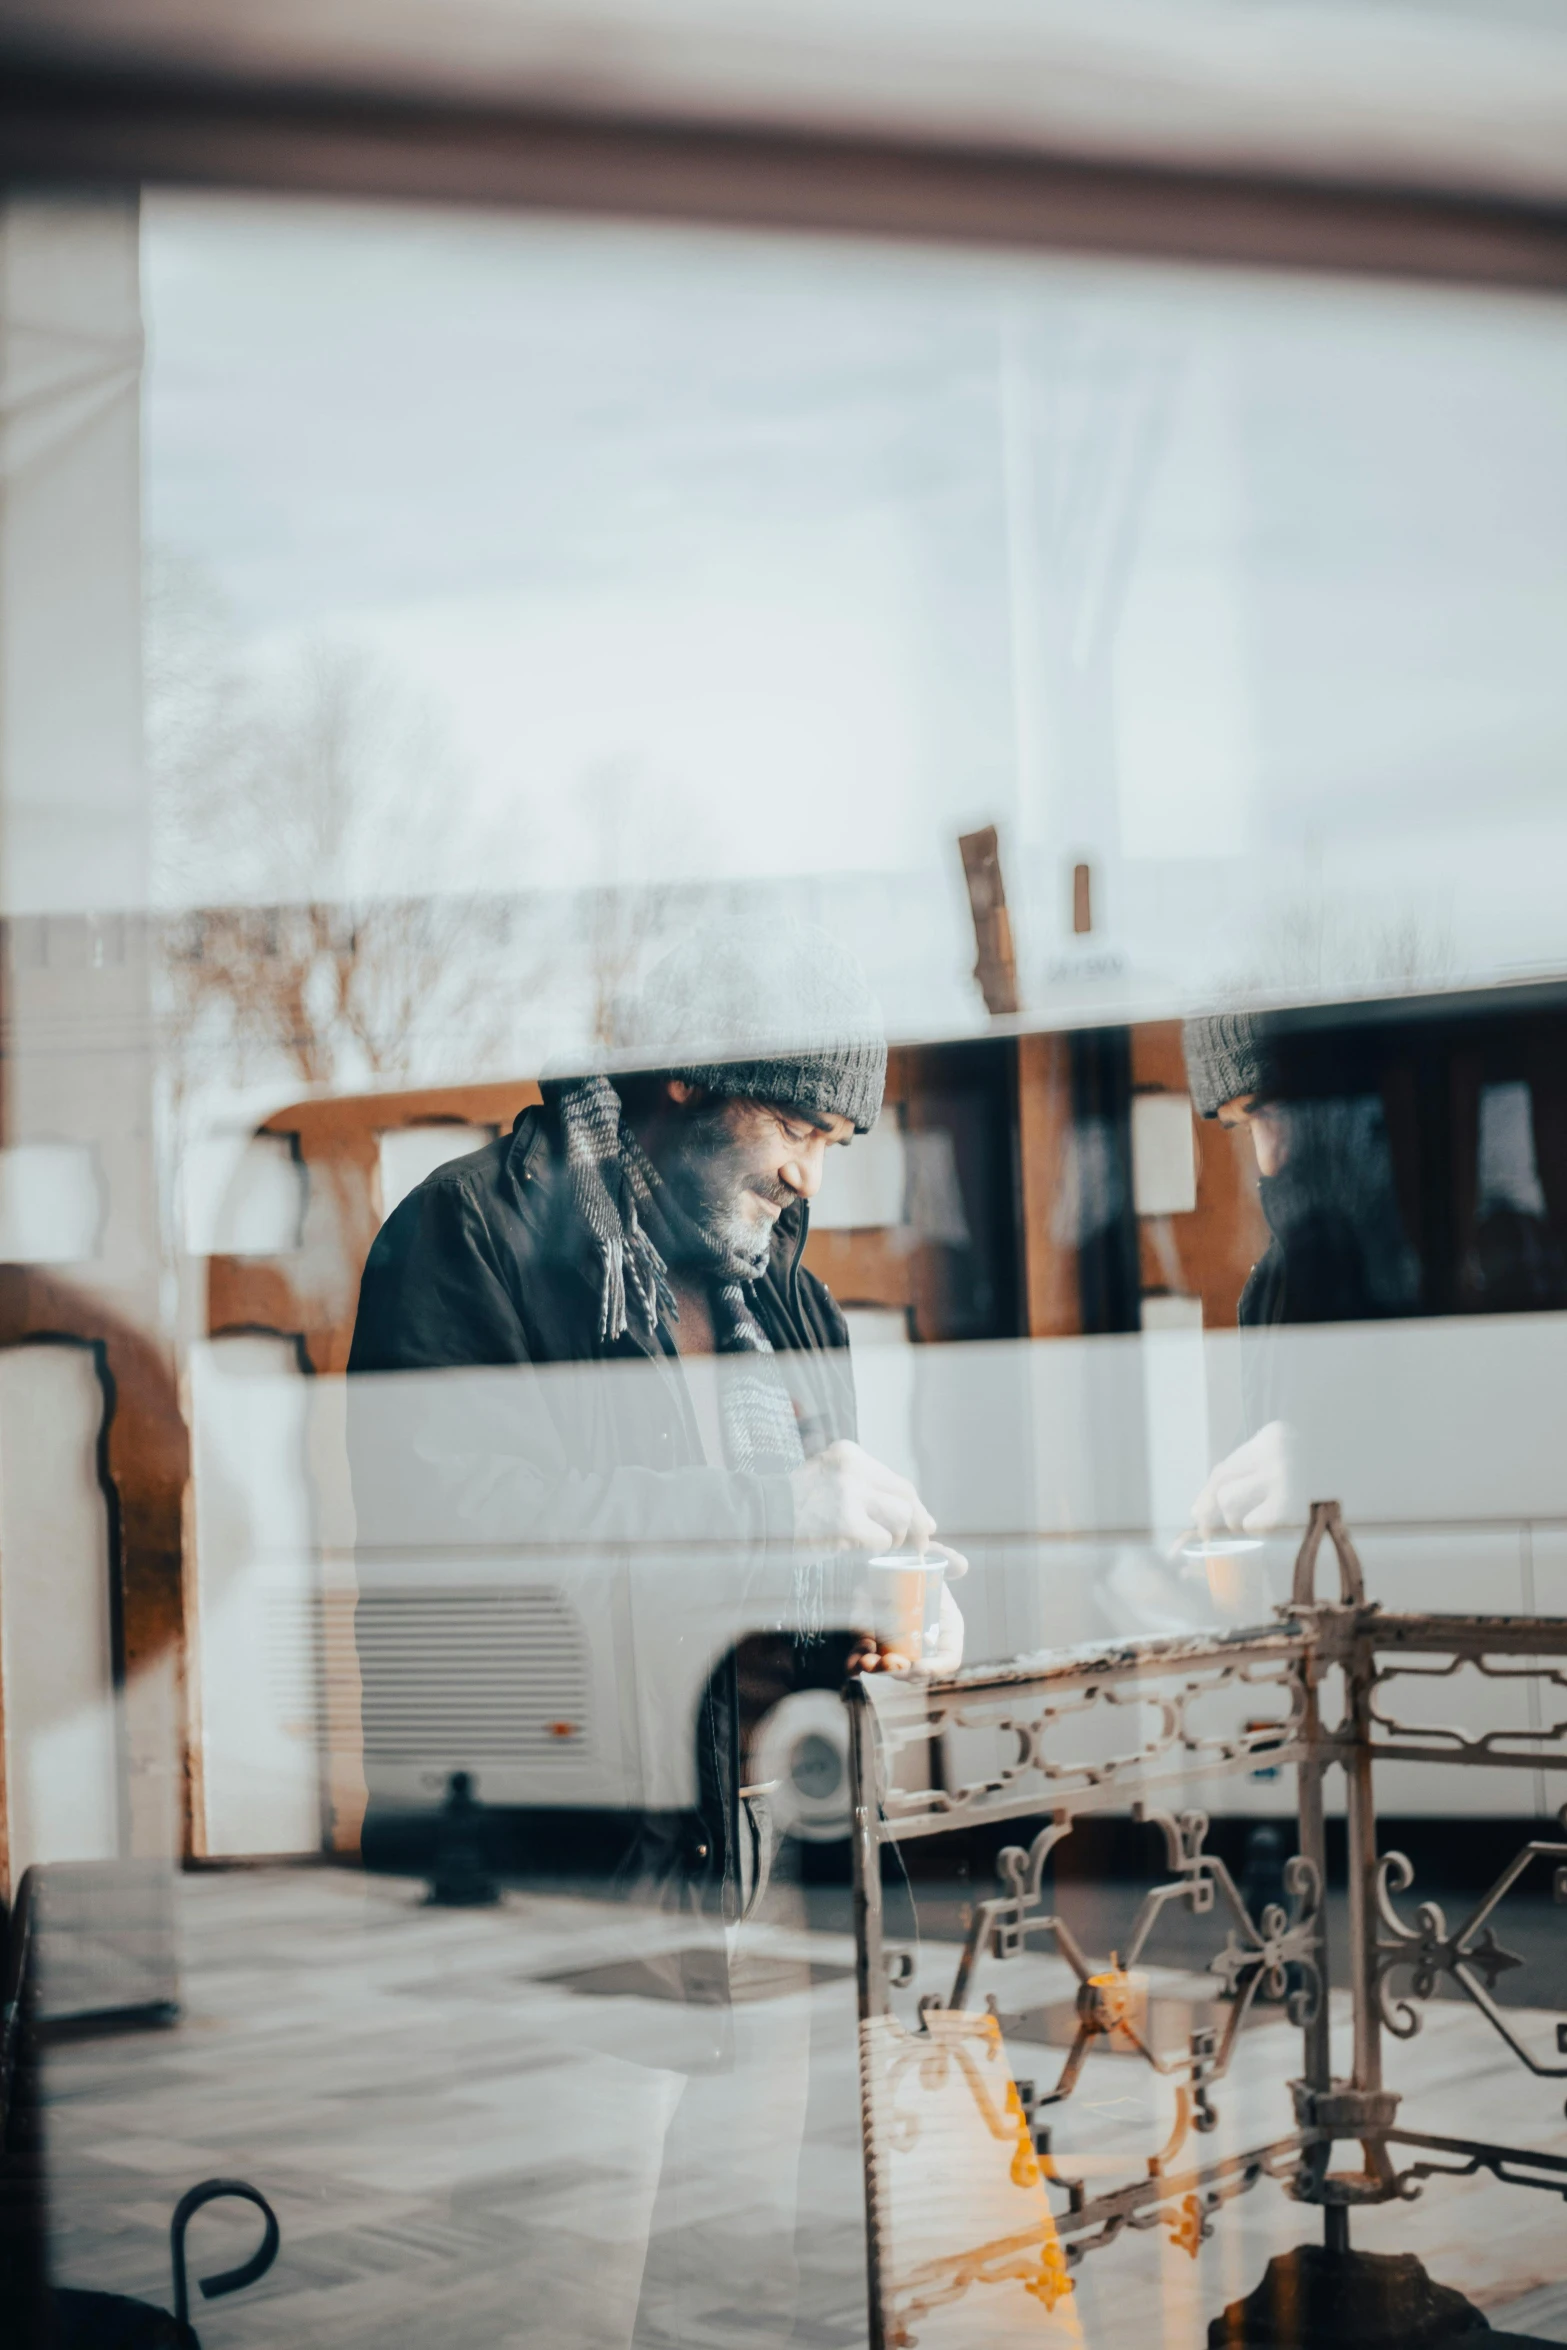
left=748, top=1687, right=853, bottom=1844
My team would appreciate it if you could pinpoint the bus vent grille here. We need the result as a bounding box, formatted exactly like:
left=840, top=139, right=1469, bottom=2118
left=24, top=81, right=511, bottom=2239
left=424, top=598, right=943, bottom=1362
left=356, top=1588, right=591, bottom=1764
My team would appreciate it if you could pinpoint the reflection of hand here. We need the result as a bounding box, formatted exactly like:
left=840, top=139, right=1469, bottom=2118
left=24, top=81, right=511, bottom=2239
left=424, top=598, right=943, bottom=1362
left=847, top=1586, right=965, bottom=1677
left=1188, top=1420, right=1295, bottom=1538
left=927, top=1583, right=965, bottom=1673
left=790, top=1440, right=937, bottom=1554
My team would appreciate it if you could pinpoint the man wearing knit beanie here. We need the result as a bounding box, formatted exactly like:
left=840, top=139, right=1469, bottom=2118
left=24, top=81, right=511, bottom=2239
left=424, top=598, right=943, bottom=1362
left=351, top=917, right=961, bottom=1611
left=348, top=917, right=962, bottom=2343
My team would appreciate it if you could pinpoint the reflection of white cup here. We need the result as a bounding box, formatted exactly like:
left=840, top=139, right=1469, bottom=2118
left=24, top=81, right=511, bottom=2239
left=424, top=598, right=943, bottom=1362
left=867, top=1555, right=947, bottom=1670
left=1178, top=1533, right=1267, bottom=1619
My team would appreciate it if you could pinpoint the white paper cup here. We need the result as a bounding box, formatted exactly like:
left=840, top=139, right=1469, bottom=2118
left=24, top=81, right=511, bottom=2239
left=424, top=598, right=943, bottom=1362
left=867, top=1555, right=947, bottom=1670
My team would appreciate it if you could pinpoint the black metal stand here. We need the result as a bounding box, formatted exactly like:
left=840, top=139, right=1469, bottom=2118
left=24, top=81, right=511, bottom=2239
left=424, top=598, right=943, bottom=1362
left=423, top=1770, right=501, bottom=1907
left=1208, top=2243, right=1488, bottom=2349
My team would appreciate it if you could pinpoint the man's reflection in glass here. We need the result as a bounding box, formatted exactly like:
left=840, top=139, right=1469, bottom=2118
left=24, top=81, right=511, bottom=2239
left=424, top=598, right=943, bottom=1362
left=347, top=922, right=961, bottom=2345
left=1181, top=1011, right=1418, bottom=1539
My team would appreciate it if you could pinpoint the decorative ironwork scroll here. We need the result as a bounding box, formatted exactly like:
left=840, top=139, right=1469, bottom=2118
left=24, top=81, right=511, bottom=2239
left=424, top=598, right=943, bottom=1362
left=849, top=1501, right=1567, bottom=2350
left=1375, top=1827, right=1567, bottom=2083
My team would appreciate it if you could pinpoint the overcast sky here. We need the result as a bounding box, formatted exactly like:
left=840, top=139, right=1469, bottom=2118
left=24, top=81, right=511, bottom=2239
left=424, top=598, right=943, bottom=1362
left=142, top=189, right=1567, bottom=1018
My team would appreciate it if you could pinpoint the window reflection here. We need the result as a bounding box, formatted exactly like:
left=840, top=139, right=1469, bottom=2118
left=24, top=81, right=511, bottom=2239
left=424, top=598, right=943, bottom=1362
left=5, top=180, right=1567, bottom=2347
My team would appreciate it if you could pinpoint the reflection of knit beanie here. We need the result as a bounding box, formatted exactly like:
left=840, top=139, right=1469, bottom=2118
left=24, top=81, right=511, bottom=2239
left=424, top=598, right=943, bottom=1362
left=626, top=922, right=887, bottom=1134
left=1182, top=1012, right=1280, bottom=1120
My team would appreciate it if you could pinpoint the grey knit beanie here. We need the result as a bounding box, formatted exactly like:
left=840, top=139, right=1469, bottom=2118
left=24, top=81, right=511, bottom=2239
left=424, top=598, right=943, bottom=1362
left=625, top=921, right=886, bottom=1133
left=1182, top=1011, right=1280, bottom=1120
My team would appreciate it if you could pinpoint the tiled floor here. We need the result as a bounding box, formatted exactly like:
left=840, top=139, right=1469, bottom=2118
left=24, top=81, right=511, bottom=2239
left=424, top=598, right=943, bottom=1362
left=37, top=1866, right=1567, bottom=2347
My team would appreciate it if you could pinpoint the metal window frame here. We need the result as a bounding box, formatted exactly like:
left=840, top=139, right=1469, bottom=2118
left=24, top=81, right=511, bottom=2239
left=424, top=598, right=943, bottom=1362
left=4, top=61, right=1567, bottom=295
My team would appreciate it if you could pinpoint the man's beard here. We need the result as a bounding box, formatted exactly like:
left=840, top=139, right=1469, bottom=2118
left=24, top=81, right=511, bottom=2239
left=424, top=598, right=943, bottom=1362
left=659, top=1105, right=789, bottom=1281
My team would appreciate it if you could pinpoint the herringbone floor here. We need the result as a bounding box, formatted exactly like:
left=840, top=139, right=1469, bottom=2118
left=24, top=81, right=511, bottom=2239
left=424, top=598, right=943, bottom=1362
left=36, top=1866, right=1567, bottom=2347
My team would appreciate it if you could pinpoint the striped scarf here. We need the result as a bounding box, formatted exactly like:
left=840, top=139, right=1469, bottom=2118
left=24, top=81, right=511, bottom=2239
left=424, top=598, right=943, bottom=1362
left=551, top=1075, right=807, bottom=1479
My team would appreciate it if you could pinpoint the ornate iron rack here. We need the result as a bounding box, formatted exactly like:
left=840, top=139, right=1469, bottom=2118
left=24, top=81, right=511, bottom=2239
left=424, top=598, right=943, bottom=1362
left=846, top=1502, right=1567, bottom=2347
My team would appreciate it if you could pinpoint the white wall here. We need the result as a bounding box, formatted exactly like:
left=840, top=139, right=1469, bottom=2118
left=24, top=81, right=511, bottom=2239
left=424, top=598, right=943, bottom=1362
left=189, top=1335, right=325, bottom=1856
left=0, top=1344, right=120, bottom=1882
left=813, top=1112, right=906, bottom=1231
left=183, top=1131, right=307, bottom=1256
left=0, top=1142, right=104, bottom=1263
left=378, top=1124, right=496, bottom=1221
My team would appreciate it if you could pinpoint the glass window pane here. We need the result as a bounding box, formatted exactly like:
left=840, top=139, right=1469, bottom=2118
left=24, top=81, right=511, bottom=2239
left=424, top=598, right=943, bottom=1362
left=7, top=174, right=1567, bottom=2349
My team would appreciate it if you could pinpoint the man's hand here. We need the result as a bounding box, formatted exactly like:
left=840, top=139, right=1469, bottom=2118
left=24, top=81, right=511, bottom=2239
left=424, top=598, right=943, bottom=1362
left=1187, top=1419, right=1295, bottom=1539
left=792, top=1443, right=968, bottom=1673
left=790, top=1439, right=938, bottom=1555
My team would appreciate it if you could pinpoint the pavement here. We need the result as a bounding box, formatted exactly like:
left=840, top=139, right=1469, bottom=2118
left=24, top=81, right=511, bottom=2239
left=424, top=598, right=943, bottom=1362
left=35, top=1863, right=1567, bottom=2348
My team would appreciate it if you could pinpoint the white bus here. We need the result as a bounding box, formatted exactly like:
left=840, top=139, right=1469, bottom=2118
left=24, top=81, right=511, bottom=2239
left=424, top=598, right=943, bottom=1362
left=186, top=980, right=1567, bottom=1857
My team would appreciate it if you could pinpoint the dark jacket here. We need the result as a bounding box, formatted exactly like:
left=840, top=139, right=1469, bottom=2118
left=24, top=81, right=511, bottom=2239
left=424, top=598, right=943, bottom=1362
left=1236, top=1096, right=1420, bottom=1440
left=347, top=1101, right=857, bottom=1558
left=347, top=1102, right=859, bottom=2049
